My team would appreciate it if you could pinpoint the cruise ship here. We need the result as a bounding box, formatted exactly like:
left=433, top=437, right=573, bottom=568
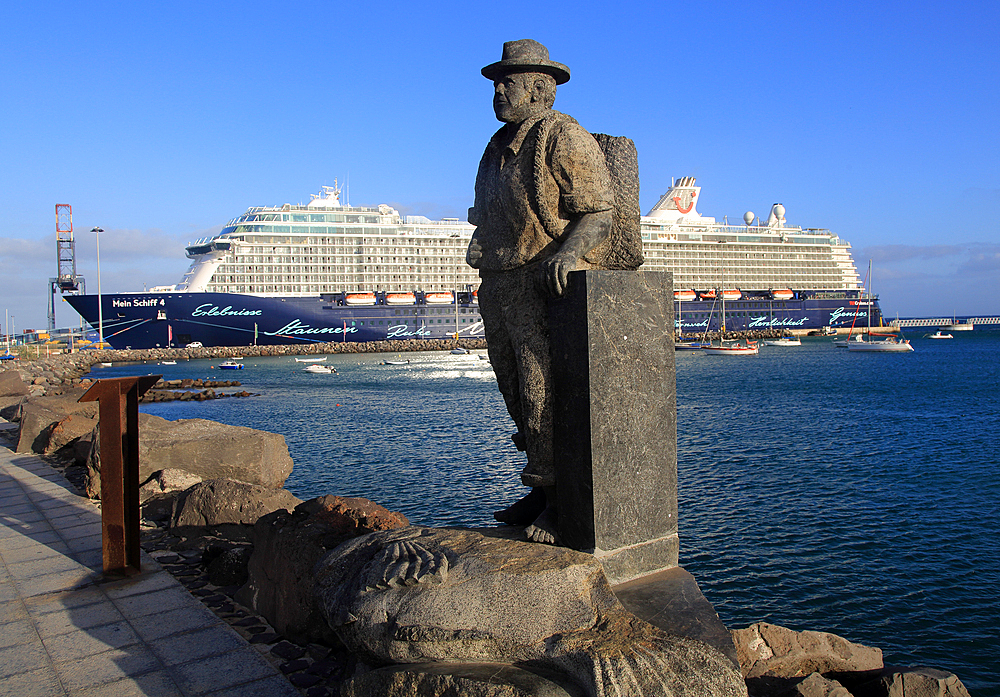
left=65, top=180, right=881, bottom=349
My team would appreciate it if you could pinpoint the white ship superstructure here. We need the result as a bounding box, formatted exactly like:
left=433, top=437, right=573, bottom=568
left=159, top=184, right=479, bottom=297
left=162, top=179, right=861, bottom=298
left=639, top=177, right=862, bottom=292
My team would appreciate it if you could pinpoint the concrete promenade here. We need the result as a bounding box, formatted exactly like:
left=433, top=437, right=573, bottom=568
left=0, top=423, right=299, bottom=697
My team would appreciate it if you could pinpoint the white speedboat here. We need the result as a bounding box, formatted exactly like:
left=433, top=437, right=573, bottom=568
left=295, top=356, right=328, bottom=362
left=924, top=331, right=953, bottom=339
left=303, top=364, right=336, bottom=374
left=764, top=336, right=801, bottom=346
left=218, top=359, right=244, bottom=370
left=847, top=338, right=914, bottom=352
left=702, top=341, right=759, bottom=356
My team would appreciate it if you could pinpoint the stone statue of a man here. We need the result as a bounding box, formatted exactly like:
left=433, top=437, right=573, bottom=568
left=467, top=39, right=617, bottom=544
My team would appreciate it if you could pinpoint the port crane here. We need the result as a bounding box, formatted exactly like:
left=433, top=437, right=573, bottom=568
left=48, top=204, right=86, bottom=332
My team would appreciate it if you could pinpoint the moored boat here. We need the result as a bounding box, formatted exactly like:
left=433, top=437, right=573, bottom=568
left=303, top=364, right=336, bottom=373
left=702, top=341, right=759, bottom=356
left=764, top=336, right=801, bottom=346
left=925, top=331, right=953, bottom=339
left=218, top=359, right=244, bottom=369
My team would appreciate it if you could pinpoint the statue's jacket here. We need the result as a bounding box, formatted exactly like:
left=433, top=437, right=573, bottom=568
left=468, top=110, right=614, bottom=273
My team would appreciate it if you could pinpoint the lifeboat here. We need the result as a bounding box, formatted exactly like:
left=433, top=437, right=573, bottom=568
left=722, top=289, right=742, bottom=301
left=424, top=292, right=454, bottom=304
left=385, top=292, right=416, bottom=305
left=471, top=290, right=479, bottom=304
left=674, top=289, right=697, bottom=302
left=770, top=289, right=794, bottom=301
left=345, top=292, right=376, bottom=306
left=699, top=290, right=717, bottom=300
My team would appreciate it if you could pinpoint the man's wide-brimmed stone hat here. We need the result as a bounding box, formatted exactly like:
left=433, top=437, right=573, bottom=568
left=481, top=39, right=570, bottom=84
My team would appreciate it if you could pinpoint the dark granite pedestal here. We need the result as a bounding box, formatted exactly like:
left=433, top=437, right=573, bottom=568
left=548, top=269, right=677, bottom=584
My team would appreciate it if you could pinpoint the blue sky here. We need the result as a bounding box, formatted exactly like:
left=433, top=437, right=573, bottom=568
left=2, top=0, right=997, bottom=332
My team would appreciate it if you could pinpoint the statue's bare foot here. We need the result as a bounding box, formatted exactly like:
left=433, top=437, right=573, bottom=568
left=493, top=487, right=545, bottom=525
left=525, top=507, right=558, bottom=545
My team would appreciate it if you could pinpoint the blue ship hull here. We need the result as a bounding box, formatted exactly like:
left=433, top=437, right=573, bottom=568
left=675, top=290, right=884, bottom=334
left=65, top=292, right=485, bottom=349
left=64, top=288, right=882, bottom=349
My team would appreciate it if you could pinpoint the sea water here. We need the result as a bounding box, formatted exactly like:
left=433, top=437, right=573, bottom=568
left=93, top=331, right=1000, bottom=695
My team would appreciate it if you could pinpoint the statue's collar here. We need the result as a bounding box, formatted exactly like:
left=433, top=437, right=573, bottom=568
left=502, top=111, right=549, bottom=157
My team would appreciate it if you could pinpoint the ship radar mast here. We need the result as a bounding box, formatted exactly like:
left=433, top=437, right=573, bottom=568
left=308, top=181, right=343, bottom=208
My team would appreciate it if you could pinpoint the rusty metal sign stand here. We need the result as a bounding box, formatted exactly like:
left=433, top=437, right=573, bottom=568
left=79, top=375, right=161, bottom=577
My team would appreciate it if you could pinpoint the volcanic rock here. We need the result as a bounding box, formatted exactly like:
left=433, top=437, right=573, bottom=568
left=84, top=412, right=294, bottom=497
left=732, top=623, right=883, bottom=680
left=171, top=479, right=301, bottom=527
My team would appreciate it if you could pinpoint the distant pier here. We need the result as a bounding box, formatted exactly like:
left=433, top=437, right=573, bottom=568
left=890, top=316, right=1000, bottom=330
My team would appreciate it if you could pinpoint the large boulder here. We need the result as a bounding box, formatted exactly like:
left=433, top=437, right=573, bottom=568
left=0, top=370, right=29, bottom=397
left=236, top=495, right=409, bottom=646
left=732, top=623, right=883, bottom=680
left=85, top=413, right=294, bottom=498
left=171, top=479, right=301, bottom=527
left=15, top=392, right=97, bottom=454
left=853, top=667, right=971, bottom=697
left=316, top=527, right=747, bottom=697
left=46, top=413, right=99, bottom=454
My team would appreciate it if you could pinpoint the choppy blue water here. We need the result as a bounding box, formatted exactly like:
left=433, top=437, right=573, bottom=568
left=94, top=331, right=1000, bottom=695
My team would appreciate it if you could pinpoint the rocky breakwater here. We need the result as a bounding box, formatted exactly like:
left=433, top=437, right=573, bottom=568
left=141, top=378, right=256, bottom=403
left=11, top=336, right=487, bottom=369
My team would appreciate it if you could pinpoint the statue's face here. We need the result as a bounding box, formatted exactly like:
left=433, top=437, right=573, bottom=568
left=493, top=73, right=535, bottom=123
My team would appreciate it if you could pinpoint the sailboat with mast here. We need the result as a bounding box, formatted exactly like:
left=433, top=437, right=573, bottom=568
left=847, top=261, right=914, bottom=352
left=763, top=290, right=801, bottom=346
left=702, top=247, right=759, bottom=356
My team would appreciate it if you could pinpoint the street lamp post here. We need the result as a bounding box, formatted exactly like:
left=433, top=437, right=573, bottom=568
left=91, top=227, right=104, bottom=347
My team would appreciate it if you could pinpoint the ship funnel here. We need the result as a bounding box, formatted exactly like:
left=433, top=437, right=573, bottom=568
left=743, top=211, right=754, bottom=226
left=766, top=203, right=786, bottom=227
left=645, top=176, right=710, bottom=221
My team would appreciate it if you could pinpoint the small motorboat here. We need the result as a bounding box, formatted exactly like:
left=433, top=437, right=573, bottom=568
left=382, top=360, right=410, bottom=365
left=295, top=356, right=328, bottom=362
left=218, top=360, right=244, bottom=370
left=924, top=331, right=953, bottom=339
left=160, top=360, right=177, bottom=365
left=450, top=347, right=469, bottom=355
left=674, top=341, right=710, bottom=351
left=303, top=364, right=336, bottom=374
left=764, top=336, right=801, bottom=346
left=702, top=341, right=759, bottom=356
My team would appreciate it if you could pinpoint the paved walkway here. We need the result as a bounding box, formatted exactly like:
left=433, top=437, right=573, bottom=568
left=0, top=423, right=300, bottom=696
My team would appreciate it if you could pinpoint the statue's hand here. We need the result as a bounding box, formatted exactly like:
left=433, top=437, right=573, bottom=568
left=540, top=251, right=578, bottom=297
left=466, top=238, right=483, bottom=268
